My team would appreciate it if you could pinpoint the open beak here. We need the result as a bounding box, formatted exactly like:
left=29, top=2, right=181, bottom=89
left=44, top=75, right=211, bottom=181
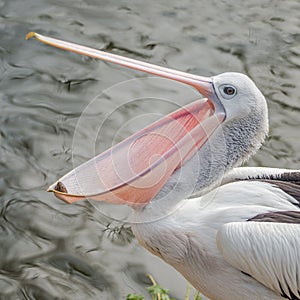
left=27, top=32, right=226, bottom=205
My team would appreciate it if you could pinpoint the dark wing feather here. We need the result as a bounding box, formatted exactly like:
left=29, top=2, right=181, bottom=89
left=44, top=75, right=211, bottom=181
left=260, top=180, right=300, bottom=206
left=248, top=211, right=300, bottom=224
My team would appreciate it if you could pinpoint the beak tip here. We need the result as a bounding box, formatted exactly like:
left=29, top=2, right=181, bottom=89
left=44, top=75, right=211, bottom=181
left=47, top=181, right=68, bottom=193
left=25, top=32, right=37, bottom=40
left=47, top=186, right=74, bottom=204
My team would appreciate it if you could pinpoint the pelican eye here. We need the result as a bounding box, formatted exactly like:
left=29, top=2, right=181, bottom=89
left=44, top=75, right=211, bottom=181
left=219, top=84, right=237, bottom=99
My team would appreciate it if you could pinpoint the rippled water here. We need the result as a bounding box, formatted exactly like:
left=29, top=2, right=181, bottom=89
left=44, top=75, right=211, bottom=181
left=1, top=0, right=300, bottom=299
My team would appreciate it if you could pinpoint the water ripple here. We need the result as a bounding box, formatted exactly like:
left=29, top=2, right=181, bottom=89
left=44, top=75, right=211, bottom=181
left=0, top=0, right=299, bottom=299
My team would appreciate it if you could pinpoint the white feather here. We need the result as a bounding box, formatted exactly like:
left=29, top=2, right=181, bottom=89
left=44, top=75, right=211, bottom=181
left=217, top=222, right=300, bottom=299
left=133, top=179, right=300, bottom=300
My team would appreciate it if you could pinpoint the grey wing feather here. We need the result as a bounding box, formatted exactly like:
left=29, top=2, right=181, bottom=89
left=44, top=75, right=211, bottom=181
left=248, top=211, right=300, bottom=223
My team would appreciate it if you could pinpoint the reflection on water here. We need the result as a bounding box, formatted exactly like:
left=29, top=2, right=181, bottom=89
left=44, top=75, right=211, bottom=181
left=0, top=0, right=300, bottom=299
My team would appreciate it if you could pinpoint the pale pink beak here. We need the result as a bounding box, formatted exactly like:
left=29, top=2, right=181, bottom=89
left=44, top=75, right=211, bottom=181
left=26, top=32, right=226, bottom=205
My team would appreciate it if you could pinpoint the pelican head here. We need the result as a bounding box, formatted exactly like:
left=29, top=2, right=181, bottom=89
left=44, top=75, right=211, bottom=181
left=27, top=33, right=268, bottom=205
left=212, top=72, right=268, bottom=165
left=151, top=72, right=269, bottom=202
left=213, top=72, right=267, bottom=122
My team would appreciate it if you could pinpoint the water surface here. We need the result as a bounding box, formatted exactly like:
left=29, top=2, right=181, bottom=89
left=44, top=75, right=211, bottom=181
left=1, top=0, right=300, bottom=299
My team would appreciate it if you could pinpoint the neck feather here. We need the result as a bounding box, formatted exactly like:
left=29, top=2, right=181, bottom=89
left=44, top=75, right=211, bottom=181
left=142, top=109, right=268, bottom=212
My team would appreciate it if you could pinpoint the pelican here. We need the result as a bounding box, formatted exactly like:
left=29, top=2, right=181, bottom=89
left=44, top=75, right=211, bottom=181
left=27, top=32, right=300, bottom=300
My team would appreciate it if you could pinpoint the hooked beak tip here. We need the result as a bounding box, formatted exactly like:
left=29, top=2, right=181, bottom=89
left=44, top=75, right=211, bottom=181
left=47, top=183, right=77, bottom=204
left=25, top=32, right=37, bottom=40
left=47, top=181, right=68, bottom=193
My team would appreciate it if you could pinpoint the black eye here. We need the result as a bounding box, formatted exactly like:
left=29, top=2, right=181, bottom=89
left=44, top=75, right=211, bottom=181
left=223, top=86, right=236, bottom=95
left=219, top=84, right=237, bottom=99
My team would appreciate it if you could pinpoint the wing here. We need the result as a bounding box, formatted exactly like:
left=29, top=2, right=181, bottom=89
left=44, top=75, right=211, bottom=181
left=217, top=221, right=300, bottom=299
left=222, top=167, right=300, bottom=186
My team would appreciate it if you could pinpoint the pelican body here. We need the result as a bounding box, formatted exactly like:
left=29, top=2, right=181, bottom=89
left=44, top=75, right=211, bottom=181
left=133, top=167, right=300, bottom=300
left=27, top=32, right=300, bottom=300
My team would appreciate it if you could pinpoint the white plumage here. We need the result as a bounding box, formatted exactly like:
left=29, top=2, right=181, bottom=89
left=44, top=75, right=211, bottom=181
left=218, top=222, right=300, bottom=298
left=133, top=176, right=300, bottom=300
